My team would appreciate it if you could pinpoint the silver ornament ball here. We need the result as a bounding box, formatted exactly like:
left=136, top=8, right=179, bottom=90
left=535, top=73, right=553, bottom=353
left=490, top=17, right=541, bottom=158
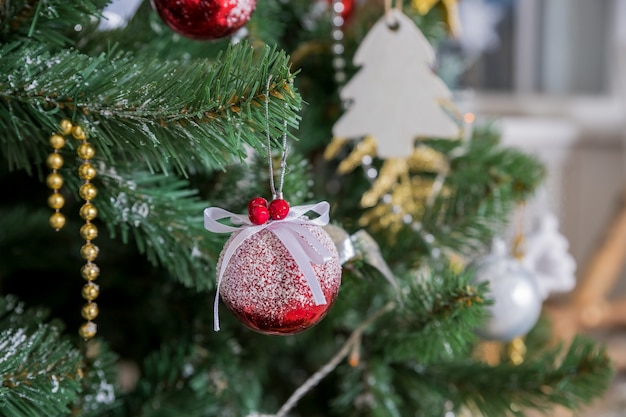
left=472, top=253, right=542, bottom=341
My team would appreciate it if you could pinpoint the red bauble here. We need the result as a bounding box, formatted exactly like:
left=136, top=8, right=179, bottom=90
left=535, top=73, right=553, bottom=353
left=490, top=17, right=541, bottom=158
left=326, top=0, right=355, bottom=22
left=269, top=198, right=290, bottom=220
left=217, top=226, right=342, bottom=335
left=151, top=0, right=257, bottom=40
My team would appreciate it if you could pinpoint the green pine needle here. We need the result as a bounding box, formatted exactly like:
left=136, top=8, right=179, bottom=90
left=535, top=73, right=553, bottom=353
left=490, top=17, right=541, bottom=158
left=0, top=296, right=83, bottom=417
left=0, top=40, right=301, bottom=175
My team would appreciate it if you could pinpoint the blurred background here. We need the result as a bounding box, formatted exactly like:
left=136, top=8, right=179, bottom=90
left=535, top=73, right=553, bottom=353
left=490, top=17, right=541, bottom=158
left=444, top=0, right=626, bottom=415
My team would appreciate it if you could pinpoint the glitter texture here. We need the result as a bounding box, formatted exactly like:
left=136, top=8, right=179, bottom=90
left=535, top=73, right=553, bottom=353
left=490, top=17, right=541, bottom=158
left=217, top=225, right=342, bottom=335
left=151, top=0, right=257, bottom=40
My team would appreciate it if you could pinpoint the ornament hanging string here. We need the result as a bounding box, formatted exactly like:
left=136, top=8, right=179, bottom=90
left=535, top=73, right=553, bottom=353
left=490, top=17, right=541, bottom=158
left=384, top=0, right=403, bottom=27
left=384, top=0, right=402, bottom=12
left=264, top=75, right=289, bottom=200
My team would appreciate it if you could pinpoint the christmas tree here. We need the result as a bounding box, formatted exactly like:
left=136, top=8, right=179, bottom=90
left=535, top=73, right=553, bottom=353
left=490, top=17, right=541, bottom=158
left=0, top=1, right=614, bottom=416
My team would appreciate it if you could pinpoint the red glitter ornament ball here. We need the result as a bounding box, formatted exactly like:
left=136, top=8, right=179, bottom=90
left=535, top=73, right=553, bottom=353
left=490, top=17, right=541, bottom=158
left=151, top=0, right=257, bottom=40
left=217, top=226, right=342, bottom=335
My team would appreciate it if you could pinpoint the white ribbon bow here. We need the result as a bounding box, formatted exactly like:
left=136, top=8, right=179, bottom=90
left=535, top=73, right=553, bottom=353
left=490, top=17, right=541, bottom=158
left=204, top=201, right=333, bottom=331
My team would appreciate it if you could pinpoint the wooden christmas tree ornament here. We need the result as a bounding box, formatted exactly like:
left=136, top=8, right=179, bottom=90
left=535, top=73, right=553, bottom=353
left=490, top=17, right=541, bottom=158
left=332, top=7, right=459, bottom=159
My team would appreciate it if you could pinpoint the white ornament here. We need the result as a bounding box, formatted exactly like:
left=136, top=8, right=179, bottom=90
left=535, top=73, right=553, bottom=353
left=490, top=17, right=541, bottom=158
left=521, top=212, right=576, bottom=300
left=457, top=0, right=505, bottom=56
left=472, top=239, right=543, bottom=341
left=99, top=0, right=143, bottom=30
left=332, top=8, right=459, bottom=159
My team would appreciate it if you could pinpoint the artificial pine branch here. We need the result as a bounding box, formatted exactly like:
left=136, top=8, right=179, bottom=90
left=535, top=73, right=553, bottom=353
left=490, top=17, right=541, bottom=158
left=373, top=129, right=546, bottom=269
left=329, top=336, right=612, bottom=417
left=0, top=0, right=107, bottom=47
left=0, top=40, right=301, bottom=174
left=104, top=339, right=264, bottom=417
left=375, top=265, right=489, bottom=364
left=414, top=336, right=613, bottom=417
left=0, top=296, right=82, bottom=417
left=64, top=166, right=218, bottom=290
left=0, top=327, right=80, bottom=417
left=72, top=340, right=120, bottom=417
left=0, top=295, right=120, bottom=417
left=1, top=28, right=302, bottom=291
left=261, top=302, right=397, bottom=417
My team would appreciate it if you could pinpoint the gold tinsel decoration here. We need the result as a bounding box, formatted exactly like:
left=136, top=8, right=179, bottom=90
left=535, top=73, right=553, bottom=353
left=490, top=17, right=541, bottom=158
left=361, top=158, right=409, bottom=208
left=325, top=135, right=378, bottom=175
left=325, top=135, right=451, bottom=237
left=411, top=0, right=461, bottom=37
left=412, top=0, right=440, bottom=14
left=359, top=175, right=451, bottom=236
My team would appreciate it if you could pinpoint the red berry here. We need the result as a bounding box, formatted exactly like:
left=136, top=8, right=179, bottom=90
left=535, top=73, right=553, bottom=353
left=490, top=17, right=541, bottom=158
left=248, top=197, right=268, bottom=212
left=249, top=205, right=269, bottom=225
left=269, top=199, right=290, bottom=220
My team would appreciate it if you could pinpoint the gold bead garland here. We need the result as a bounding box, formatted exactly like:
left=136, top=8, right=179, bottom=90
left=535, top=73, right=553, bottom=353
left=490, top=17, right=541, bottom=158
left=46, top=119, right=102, bottom=339
left=71, top=124, right=101, bottom=341
left=46, top=119, right=73, bottom=231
